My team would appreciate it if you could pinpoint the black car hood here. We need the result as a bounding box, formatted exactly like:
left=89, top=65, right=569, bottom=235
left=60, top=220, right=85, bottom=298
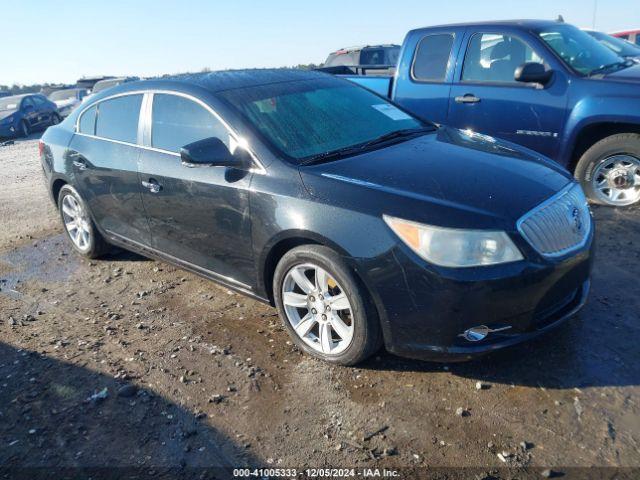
left=0, top=110, right=17, bottom=121
left=300, top=127, right=572, bottom=230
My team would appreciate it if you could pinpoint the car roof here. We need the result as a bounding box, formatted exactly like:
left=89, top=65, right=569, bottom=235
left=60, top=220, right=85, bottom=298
left=410, top=19, right=565, bottom=32
left=109, top=69, right=329, bottom=95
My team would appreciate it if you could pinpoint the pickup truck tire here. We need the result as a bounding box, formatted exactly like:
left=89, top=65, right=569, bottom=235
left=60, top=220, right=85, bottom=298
left=575, top=133, right=640, bottom=207
left=273, top=245, right=382, bottom=366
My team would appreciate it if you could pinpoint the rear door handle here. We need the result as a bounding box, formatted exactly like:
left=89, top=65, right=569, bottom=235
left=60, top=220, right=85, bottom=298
left=72, top=159, right=87, bottom=170
left=141, top=178, right=162, bottom=194
left=454, top=94, right=481, bottom=104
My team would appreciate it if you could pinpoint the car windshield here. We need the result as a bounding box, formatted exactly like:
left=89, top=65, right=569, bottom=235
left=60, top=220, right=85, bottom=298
left=586, top=30, right=640, bottom=57
left=49, top=90, right=78, bottom=101
left=537, top=24, right=627, bottom=75
left=0, top=96, right=20, bottom=111
left=218, top=78, right=426, bottom=162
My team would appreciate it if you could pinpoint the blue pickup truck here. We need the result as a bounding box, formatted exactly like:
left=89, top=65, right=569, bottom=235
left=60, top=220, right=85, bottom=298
left=342, top=20, right=640, bottom=207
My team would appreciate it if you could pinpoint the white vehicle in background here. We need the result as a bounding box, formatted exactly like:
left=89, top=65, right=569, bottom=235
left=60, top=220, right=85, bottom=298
left=83, top=76, right=139, bottom=101
left=47, top=88, right=89, bottom=117
left=583, top=28, right=640, bottom=63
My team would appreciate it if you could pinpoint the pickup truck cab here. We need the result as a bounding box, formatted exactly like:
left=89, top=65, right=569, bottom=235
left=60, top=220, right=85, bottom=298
left=343, top=20, right=640, bottom=207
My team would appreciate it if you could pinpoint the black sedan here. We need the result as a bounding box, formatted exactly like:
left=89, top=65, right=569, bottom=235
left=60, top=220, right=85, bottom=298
left=39, top=70, right=593, bottom=365
left=0, top=93, right=61, bottom=138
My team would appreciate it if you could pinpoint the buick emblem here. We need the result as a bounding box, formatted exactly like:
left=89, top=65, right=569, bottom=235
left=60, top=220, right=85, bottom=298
left=570, top=206, right=582, bottom=234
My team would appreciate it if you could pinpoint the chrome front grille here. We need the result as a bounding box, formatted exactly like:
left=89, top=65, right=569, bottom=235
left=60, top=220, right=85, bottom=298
left=517, top=183, right=592, bottom=258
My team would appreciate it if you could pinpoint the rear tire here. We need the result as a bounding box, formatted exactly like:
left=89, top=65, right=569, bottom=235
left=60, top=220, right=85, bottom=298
left=273, top=245, right=382, bottom=366
left=58, top=185, right=110, bottom=259
left=575, top=133, right=640, bottom=207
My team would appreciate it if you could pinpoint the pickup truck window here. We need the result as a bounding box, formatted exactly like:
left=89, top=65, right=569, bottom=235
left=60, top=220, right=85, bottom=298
left=412, top=34, right=454, bottom=82
left=219, top=78, right=423, bottom=162
left=537, top=24, right=624, bottom=75
left=462, top=33, right=543, bottom=83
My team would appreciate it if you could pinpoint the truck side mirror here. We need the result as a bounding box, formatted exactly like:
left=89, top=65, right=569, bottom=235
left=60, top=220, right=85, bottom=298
left=515, top=62, right=553, bottom=85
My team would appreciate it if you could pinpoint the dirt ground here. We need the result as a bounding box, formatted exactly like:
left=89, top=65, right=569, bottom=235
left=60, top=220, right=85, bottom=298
left=0, top=135, right=639, bottom=479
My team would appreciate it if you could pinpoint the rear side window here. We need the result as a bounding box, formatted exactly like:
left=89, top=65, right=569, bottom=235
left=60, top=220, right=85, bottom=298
left=79, top=105, right=97, bottom=135
left=151, top=94, right=229, bottom=153
left=95, top=94, right=142, bottom=144
left=412, top=34, right=454, bottom=82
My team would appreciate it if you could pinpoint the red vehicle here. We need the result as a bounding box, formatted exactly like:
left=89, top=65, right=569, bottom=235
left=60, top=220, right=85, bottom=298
left=611, top=29, right=640, bottom=45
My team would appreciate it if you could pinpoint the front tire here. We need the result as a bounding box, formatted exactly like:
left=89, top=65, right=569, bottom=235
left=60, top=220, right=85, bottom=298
left=58, top=185, right=110, bottom=258
left=273, top=245, right=382, bottom=366
left=575, top=133, right=640, bottom=207
left=19, top=120, right=30, bottom=138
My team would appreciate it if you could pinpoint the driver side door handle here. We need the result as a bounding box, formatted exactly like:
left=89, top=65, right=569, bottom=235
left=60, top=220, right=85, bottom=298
left=455, top=94, right=481, bottom=104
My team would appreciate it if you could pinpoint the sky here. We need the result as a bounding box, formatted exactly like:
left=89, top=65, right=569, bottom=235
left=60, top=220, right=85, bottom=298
left=4, top=0, right=639, bottom=86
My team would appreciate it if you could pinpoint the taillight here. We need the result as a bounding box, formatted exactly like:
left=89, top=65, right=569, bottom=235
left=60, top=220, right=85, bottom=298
left=38, top=140, right=45, bottom=157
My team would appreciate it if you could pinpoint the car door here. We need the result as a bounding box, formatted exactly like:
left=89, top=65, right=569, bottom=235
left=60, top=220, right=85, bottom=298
left=138, top=92, right=255, bottom=287
left=68, top=93, right=152, bottom=246
left=32, top=95, right=52, bottom=125
left=392, top=28, right=461, bottom=125
left=447, top=29, right=568, bottom=159
left=20, top=97, right=39, bottom=129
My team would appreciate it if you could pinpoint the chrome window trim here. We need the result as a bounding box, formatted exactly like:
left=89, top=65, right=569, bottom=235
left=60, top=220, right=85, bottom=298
left=516, top=182, right=592, bottom=258
left=75, top=89, right=266, bottom=174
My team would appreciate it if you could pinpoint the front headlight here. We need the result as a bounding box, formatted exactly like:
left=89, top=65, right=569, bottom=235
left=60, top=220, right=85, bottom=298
left=383, top=215, right=523, bottom=267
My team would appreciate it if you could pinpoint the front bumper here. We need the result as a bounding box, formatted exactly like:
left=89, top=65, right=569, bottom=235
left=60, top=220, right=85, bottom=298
left=0, top=122, right=17, bottom=138
left=362, top=229, right=594, bottom=362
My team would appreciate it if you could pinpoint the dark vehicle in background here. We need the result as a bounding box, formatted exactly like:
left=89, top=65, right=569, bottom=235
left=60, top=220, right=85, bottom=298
left=323, top=45, right=400, bottom=73
left=584, top=29, right=640, bottom=62
left=611, top=29, right=640, bottom=45
left=0, top=91, right=10, bottom=98
left=39, top=70, right=592, bottom=365
left=0, top=94, right=60, bottom=138
left=341, top=20, right=640, bottom=207
left=48, top=88, right=89, bottom=117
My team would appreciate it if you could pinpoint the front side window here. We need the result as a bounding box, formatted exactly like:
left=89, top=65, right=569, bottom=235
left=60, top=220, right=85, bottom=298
left=151, top=94, right=229, bottom=153
left=21, top=97, right=35, bottom=110
left=95, top=94, right=142, bottom=144
left=79, top=105, right=97, bottom=135
left=537, top=24, right=624, bottom=75
left=32, top=96, right=47, bottom=106
left=412, top=34, right=454, bottom=82
left=219, top=78, right=425, bottom=161
left=462, top=33, right=543, bottom=83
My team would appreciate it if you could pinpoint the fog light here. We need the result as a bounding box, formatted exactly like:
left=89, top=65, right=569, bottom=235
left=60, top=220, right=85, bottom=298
left=460, top=325, right=512, bottom=342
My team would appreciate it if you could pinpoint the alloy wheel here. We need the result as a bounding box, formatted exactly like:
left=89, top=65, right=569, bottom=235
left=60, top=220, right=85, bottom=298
left=592, top=154, right=640, bottom=206
left=281, top=263, right=354, bottom=356
left=61, top=194, right=91, bottom=251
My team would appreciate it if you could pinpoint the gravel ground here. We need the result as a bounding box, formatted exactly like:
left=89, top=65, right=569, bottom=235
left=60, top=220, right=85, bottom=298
left=0, top=136, right=639, bottom=478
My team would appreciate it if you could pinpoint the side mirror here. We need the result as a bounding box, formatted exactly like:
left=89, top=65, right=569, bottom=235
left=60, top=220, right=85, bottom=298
left=180, top=137, right=247, bottom=169
left=515, top=62, right=553, bottom=85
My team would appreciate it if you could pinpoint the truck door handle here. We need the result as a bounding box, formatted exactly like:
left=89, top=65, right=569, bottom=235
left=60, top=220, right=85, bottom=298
left=142, top=178, right=162, bottom=194
left=455, top=94, right=481, bottom=104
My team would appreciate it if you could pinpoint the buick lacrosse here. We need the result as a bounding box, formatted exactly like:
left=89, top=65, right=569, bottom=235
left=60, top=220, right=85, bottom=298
left=40, top=70, right=593, bottom=365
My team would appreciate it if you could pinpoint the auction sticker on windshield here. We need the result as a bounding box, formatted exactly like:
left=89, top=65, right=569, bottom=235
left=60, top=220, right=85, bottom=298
left=372, top=103, right=412, bottom=121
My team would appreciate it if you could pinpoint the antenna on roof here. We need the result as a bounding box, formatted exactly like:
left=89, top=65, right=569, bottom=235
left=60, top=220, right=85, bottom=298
left=556, top=14, right=565, bottom=23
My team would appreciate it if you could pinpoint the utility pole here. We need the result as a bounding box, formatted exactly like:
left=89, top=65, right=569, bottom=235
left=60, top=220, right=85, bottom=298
left=592, top=0, right=598, bottom=29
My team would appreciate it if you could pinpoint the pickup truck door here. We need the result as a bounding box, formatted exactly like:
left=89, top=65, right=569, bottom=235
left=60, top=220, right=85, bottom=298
left=392, top=28, right=462, bottom=125
left=447, top=29, right=568, bottom=160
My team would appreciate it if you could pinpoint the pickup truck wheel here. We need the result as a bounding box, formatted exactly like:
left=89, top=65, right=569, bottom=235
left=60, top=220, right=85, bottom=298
left=273, top=245, right=382, bottom=366
left=575, top=133, right=640, bottom=207
left=58, top=185, right=110, bottom=258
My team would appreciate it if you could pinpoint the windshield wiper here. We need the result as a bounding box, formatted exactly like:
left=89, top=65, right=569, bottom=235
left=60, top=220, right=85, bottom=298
left=301, top=127, right=434, bottom=166
left=589, top=59, right=634, bottom=76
